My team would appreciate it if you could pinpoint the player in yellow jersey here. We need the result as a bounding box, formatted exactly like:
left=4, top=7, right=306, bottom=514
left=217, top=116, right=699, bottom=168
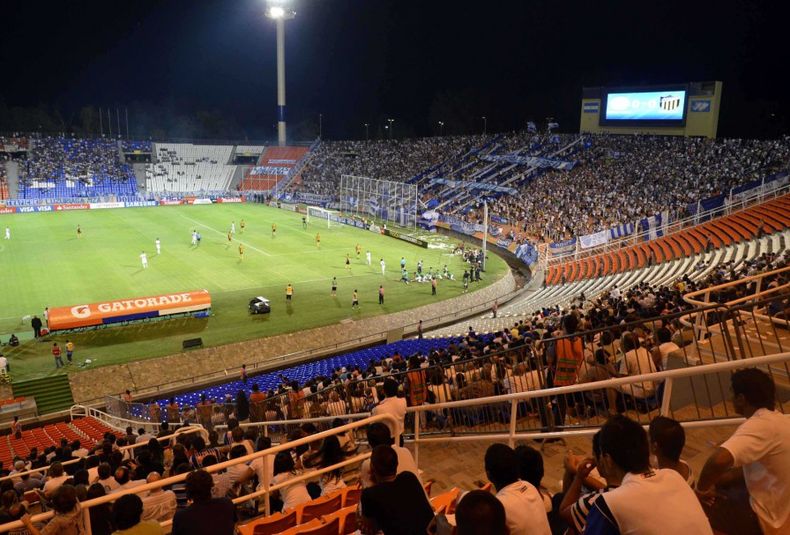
left=76, top=224, right=82, bottom=238
left=271, top=223, right=277, bottom=238
left=355, top=243, right=362, bottom=259
left=315, top=232, right=321, bottom=248
left=240, top=219, right=246, bottom=234
left=238, top=243, right=245, bottom=261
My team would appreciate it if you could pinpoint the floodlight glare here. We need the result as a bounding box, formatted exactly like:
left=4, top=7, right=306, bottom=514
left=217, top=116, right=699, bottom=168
left=268, top=6, right=285, bottom=18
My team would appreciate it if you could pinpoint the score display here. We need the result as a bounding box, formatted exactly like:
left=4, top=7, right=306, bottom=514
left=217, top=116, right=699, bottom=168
left=600, top=87, right=688, bottom=126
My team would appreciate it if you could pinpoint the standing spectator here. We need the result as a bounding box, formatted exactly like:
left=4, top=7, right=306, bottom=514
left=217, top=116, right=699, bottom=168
left=10, top=416, right=22, bottom=439
left=148, top=401, right=161, bottom=424
left=359, top=445, right=434, bottom=535
left=65, top=340, right=74, bottom=365
left=112, top=493, right=164, bottom=535
left=697, top=369, right=790, bottom=535
left=378, top=285, right=385, bottom=305
left=551, top=314, right=585, bottom=425
left=166, top=399, right=180, bottom=424
left=372, top=379, right=407, bottom=446
left=0, top=353, right=9, bottom=373
left=235, top=390, right=250, bottom=422
left=417, top=320, right=423, bottom=339
left=172, top=470, right=236, bottom=535
left=30, top=316, right=42, bottom=338
left=585, top=415, right=712, bottom=534
left=484, top=443, right=550, bottom=535
left=405, top=356, right=427, bottom=407
left=52, top=343, right=64, bottom=369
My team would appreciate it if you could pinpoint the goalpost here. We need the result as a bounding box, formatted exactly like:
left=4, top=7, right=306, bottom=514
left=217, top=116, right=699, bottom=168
left=305, top=206, right=338, bottom=229
left=339, top=174, right=419, bottom=230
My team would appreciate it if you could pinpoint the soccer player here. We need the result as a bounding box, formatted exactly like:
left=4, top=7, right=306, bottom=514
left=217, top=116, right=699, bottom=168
left=191, top=230, right=197, bottom=246
left=240, top=219, right=246, bottom=233
left=345, top=254, right=352, bottom=273
left=231, top=221, right=236, bottom=235
left=378, top=285, right=384, bottom=305
left=462, top=269, right=470, bottom=293
left=356, top=243, right=362, bottom=259
left=155, top=238, right=161, bottom=255
left=3, top=226, right=9, bottom=240
left=227, top=230, right=232, bottom=243
left=271, top=223, right=277, bottom=238
left=315, top=232, right=321, bottom=248
left=331, top=276, right=337, bottom=296
left=238, top=243, right=245, bottom=261
left=380, top=258, right=386, bottom=276
left=302, top=215, right=307, bottom=229
left=140, top=251, right=148, bottom=269
left=286, top=283, right=294, bottom=301
left=352, top=289, right=359, bottom=309
left=76, top=224, right=82, bottom=238
left=366, top=250, right=372, bottom=266
left=196, top=232, right=202, bottom=245
left=400, top=257, right=406, bottom=269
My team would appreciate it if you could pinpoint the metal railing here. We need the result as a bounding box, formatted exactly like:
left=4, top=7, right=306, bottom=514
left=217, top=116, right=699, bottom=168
left=13, top=351, right=788, bottom=534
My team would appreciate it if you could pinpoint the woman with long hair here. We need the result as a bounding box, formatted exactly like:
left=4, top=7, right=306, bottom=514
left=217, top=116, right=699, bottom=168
left=316, top=435, right=348, bottom=496
left=270, top=451, right=311, bottom=512
left=235, top=390, right=250, bottom=422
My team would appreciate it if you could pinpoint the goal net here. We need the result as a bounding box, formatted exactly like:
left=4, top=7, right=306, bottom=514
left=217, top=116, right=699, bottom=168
left=306, top=206, right=339, bottom=228
left=339, top=174, right=418, bottom=229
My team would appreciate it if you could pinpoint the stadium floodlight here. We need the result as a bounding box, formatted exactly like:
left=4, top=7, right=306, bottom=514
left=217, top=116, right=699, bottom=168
left=265, top=0, right=296, bottom=146
left=482, top=116, right=487, bottom=135
left=438, top=121, right=445, bottom=136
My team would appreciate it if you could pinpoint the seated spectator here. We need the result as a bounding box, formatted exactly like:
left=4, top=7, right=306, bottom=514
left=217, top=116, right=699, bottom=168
left=42, top=462, right=69, bottom=498
left=86, top=484, right=114, bottom=535
left=455, top=489, right=508, bottom=535
left=111, top=466, right=145, bottom=494
left=270, top=451, right=311, bottom=512
left=249, top=436, right=274, bottom=492
left=225, top=445, right=254, bottom=489
left=359, top=445, right=434, bottom=535
left=585, top=415, right=712, bottom=534
left=651, top=327, right=680, bottom=370
left=14, top=472, right=43, bottom=495
left=514, top=445, right=553, bottom=512
left=485, top=443, right=550, bottom=535
left=648, top=416, right=693, bottom=484
left=316, top=435, right=347, bottom=495
left=199, top=455, right=231, bottom=499
left=615, top=332, right=658, bottom=399
left=371, top=378, right=407, bottom=446
left=21, top=484, right=84, bottom=535
left=172, top=470, right=236, bottom=535
left=359, top=422, right=420, bottom=488
left=96, top=463, right=119, bottom=493
left=112, top=493, right=164, bottom=535
left=141, top=472, right=176, bottom=523
left=697, top=368, right=790, bottom=535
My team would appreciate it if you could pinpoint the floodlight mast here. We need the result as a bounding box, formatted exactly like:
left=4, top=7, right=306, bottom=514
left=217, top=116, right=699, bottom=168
left=266, top=1, right=295, bottom=146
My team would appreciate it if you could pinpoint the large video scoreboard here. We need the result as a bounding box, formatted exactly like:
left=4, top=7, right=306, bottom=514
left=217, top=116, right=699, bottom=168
left=580, top=81, right=722, bottom=138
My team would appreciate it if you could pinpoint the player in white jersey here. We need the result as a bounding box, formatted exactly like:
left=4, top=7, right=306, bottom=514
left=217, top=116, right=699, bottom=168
left=380, top=258, right=386, bottom=276
left=4, top=227, right=9, bottom=240
left=140, top=251, right=148, bottom=269
left=366, top=250, right=372, bottom=266
left=231, top=221, right=236, bottom=235
left=191, top=230, right=197, bottom=246
left=155, top=238, right=161, bottom=255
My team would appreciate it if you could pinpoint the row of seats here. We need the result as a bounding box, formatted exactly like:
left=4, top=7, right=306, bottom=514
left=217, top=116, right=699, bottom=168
left=239, top=146, right=309, bottom=192
left=546, top=194, right=790, bottom=285
left=144, top=162, right=235, bottom=193
left=1, top=417, right=122, bottom=465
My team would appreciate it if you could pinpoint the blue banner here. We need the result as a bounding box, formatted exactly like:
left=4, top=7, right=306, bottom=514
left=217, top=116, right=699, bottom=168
left=515, top=242, right=539, bottom=266
left=549, top=238, right=576, bottom=255
left=480, top=154, right=577, bottom=170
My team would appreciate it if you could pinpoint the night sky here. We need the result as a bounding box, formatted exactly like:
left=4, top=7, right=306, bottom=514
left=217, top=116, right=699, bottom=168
left=0, top=0, right=787, bottom=140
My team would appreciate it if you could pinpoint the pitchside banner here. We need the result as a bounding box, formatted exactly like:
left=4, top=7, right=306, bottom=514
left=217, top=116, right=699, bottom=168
left=48, top=290, right=212, bottom=331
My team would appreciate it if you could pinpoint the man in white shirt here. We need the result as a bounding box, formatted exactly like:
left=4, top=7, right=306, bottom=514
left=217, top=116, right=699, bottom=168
left=371, top=378, right=407, bottom=445
left=142, top=472, right=177, bottom=522
left=485, top=443, right=551, bottom=535
left=585, top=415, right=712, bottom=535
left=698, top=369, right=790, bottom=535
left=42, top=462, right=70, bottom=498
left=136, top=427, right=155, bottom=444
left=110, top=466, right=146, bottom=493
left=359, top=423, right=421, bottom=488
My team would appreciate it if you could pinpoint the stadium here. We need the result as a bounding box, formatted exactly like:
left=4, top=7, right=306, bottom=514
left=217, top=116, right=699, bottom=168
left=0, top=1, right=789, bottom=534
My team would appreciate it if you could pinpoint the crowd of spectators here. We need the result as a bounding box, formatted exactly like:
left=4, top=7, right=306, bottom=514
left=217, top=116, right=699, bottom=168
left=18, top=137, right=134, bottom=186
left=297, top=136, right=482, bottom=197
left=487, top=134, right=790, bottom=242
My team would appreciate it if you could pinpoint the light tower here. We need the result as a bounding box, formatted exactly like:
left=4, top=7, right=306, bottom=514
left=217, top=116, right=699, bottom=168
left=266, top=1, right=296, bottom=146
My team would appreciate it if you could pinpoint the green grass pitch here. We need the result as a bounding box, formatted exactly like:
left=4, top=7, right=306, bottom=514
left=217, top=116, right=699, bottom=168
left=0, top=204, right=507, bottom=381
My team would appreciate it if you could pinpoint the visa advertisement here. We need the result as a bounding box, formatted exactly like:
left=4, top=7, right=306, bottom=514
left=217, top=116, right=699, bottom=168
left=48, top=290, right=212, bottom=331
left=601, top=87, right=688, bottom=125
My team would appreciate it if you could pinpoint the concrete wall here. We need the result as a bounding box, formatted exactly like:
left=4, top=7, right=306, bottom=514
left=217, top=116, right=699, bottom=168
left=69, top=270, right=517, bottom=404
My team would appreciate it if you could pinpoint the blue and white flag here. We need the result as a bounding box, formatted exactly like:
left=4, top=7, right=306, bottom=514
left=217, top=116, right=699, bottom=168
left=609, top=222, right=635, bottom=240
left=640, top=213, right=664, bottom=241
left=580, top=229, right=609, bottom=249
left=527, top=121, right=537, bottom=133
left=547, top=122, right=560, bottom=131
left=549, top=238, right=577, bottom=255
left=550, top=134, right=561, bottom=144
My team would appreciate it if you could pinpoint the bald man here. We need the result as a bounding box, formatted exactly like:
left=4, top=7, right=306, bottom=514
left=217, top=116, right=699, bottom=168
left=141, top=472, right=177, bottom=522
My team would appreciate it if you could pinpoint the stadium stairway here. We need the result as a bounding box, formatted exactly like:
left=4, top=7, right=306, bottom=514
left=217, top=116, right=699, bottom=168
left=545, top=194, right=790, bottom=286
left=12, top=375, right=74, bottom=415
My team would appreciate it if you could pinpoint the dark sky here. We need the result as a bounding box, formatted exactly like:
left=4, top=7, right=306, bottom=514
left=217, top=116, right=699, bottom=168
left=0, top=0, right=787, bottom=140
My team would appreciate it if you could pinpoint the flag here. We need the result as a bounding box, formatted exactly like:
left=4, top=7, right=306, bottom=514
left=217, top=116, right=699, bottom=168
left=527, top=121, right=537, bottom=133
left=547, top=122, right=560, bottom=131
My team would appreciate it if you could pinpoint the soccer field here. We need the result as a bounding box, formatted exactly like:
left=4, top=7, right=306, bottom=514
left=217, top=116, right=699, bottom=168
left=0, top=204, right=507, bottom=380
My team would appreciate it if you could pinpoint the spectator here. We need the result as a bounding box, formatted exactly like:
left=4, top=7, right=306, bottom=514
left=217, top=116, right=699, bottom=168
left=171, top=470, right=236, bottom=535
left=141, top=472, right=176, bottom=523
left=359, top=422, right=420, bottom=488
left=371, top=378, right=407, bottom=445
left=648, top=416, right=693, bottom=484
left=485, top=443, right=550, bottom=535
left=316, top=435, right=347, bottom=495
left=697, top=368, right=790, bottom=535
left=359, top=445, right=434, bottom=535
left=455, top=489, right=508, bottom=535
left=97, top=462, right=119, bottom=493
left=514, top=445, right=553, bottom=512
left=585, top=415, right=712, bottom=534
left=86, top=483, right=114, bottom=535
left=21, top=484, right=84, bottom=535
left=42, top=462, right=69, bottom=498
left=269, top=451, right=311, bottom=512
left=112, top=493, right=163, bottom=535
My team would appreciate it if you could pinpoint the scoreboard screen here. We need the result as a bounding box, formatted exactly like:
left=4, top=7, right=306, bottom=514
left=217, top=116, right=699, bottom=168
left=600, top=86, right=688, bottom=126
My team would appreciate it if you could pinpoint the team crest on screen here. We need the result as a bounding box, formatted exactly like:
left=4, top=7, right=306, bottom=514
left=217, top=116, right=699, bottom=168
left=660, top=95, right=681, bottom=111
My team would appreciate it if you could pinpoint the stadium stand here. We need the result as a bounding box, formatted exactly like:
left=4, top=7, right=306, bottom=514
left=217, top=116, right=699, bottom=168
left=0, top=161, right=8, bottom=200
left=121, top=140, right=152, bottom=153
left=145, top=142, right=235, bottom=193
left=240, top=146, right=309, bottom=191
left=17, top=137, right=137, bottom=199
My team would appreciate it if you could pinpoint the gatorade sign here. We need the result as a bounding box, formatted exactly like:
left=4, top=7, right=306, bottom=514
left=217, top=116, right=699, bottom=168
left=48, top=290, right=212, bottom=331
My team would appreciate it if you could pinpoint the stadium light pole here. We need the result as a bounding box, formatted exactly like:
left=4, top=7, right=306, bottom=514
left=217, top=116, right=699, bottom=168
left=266, top=1, right=295, bottom=146
left=438, top=121, right=445, bottom=136
left=482, top=116, right=487, bottom=135
left=319, top=113, right=322, bottom=139
left=364, top=123, right=369, bottom=141
left=387, top=118, right=394, bottom=139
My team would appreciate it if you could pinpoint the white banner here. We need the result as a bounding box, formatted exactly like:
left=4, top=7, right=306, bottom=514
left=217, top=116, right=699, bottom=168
left=579, top=229, right=610, bottom=249
left=89, top=202, right=125, bottom=210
